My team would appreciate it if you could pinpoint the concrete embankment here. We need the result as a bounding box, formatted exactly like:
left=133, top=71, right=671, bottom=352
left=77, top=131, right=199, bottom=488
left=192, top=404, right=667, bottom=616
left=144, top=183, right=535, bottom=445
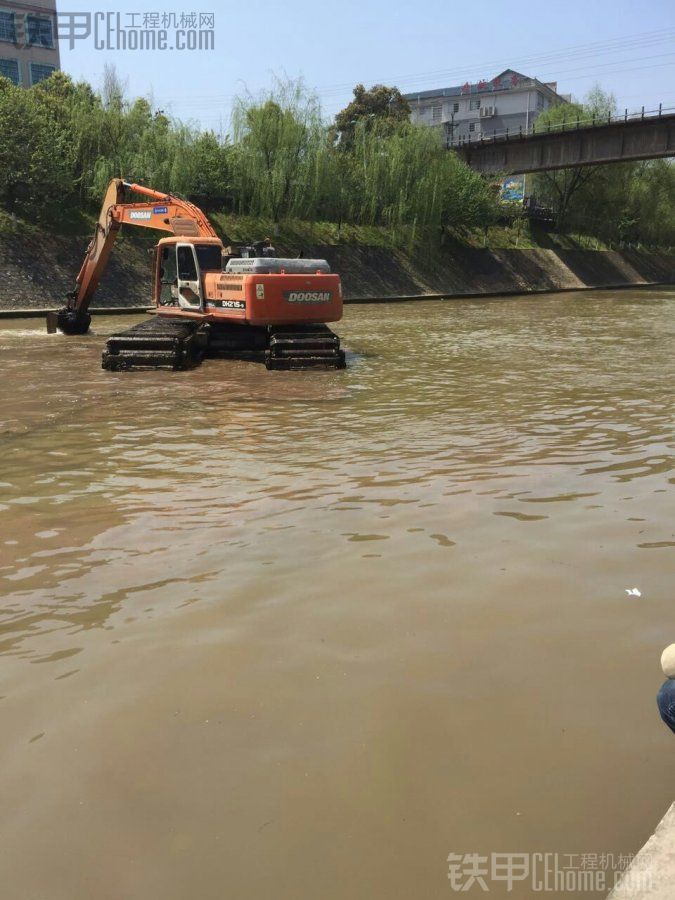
left=0, top=228, right=672, bottom=311
left=608, top=803, right=675, bottom=899
left=317, top=243, right=674, bottom=301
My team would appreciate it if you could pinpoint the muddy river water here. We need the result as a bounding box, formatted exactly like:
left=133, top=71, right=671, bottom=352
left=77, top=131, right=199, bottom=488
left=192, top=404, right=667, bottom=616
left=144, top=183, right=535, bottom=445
left=0, top=288, right=674, bottom=899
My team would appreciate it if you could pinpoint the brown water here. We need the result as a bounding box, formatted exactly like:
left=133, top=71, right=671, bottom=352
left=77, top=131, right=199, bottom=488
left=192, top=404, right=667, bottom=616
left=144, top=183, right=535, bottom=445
left=0, top=289, right=673, bottom=899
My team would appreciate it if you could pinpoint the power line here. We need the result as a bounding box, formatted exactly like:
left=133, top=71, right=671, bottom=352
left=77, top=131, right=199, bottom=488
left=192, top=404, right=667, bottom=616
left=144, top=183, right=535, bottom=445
left=160, top=55, right=675, bottom=116
left=366, top=32, right=675, bottom=92
left=542, top=60, right=675, bottom=85
left=154, top=28, right=675, bottom=107
left=126, top=25, right=675, bottom=133
left=313, top=32, right=675, bottom=96
left=523, top=51, right=675, bottom=82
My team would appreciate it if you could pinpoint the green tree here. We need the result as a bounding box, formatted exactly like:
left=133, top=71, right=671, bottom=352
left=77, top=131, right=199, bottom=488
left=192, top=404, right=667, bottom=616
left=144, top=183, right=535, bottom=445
left=184, top=132, right=232, bottom=198
left=334, top=84, right=411, bottom=149
left=8, top=67, right=666, bottom=248
left=442, top=153, right=497, bottom=232
left=339, top=118, right=496, bottom=236
left=530, top=85, right=673, bottom=247
left=531, top=86, right=617, bottom=230
left=0, top=75, right=74, bottom=215
left=231, top=79, right=326, bottom=226
left=631, top=160, right=675, bottom=246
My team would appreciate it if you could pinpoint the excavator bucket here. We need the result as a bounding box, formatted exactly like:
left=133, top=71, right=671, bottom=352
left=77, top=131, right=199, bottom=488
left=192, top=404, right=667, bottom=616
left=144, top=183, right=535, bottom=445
left=46, top=308, right=92, bottom=335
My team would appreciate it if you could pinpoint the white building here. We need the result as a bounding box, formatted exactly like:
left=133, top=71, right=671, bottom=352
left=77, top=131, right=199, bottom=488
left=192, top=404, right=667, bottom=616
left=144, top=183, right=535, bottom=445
left=405, top=69, right=569, bottom=144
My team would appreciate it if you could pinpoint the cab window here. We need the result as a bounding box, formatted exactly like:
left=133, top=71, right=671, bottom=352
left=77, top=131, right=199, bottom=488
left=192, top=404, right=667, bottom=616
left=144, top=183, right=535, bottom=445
left=177, top=246, right=198, bottom=280
left=160, top=247, right=177, bottom=281
left=159, top=246, right=178, bottom=305
left=195, top=244, right=223, bottom=271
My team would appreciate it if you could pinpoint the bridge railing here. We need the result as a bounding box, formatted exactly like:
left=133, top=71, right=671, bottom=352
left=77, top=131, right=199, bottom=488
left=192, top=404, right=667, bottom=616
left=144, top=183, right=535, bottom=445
left=447, top=104, right=675, bottom=149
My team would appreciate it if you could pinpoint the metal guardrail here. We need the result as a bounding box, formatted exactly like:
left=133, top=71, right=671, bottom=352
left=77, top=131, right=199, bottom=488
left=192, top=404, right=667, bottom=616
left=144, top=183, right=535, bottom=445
left=448, top=104, right=675, bottom=149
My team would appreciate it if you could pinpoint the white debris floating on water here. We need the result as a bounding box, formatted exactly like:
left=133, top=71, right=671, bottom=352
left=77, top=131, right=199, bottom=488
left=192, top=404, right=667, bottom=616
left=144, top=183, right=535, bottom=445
left=625, top=588, right=642, bottom=597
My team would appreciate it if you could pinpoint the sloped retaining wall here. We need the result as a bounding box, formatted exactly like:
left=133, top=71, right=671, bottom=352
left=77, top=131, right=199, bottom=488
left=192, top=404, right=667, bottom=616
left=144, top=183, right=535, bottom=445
left=0, top=229, right=672, bottom=312
left=319, top=245, right=674, bottom=302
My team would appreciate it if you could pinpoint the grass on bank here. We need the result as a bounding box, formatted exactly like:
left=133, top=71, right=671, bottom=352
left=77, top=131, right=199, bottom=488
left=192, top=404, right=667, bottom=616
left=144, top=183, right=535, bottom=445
left=1, top=207, right=669, bottom=256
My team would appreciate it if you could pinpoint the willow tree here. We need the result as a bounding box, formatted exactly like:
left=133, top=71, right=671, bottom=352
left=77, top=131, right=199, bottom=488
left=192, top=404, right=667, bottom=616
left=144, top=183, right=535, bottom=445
left=345, top=119, right=496, bottom=237
left=348, top=120, right=440, bottom=228
left=231, top=79, right=329, bottom=226
left=83, top=68, right=222, bottom=202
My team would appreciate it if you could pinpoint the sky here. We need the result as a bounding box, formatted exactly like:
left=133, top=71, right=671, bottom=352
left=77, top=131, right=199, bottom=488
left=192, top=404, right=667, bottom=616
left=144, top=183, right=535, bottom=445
left=56, top=0, right=675, bottom=132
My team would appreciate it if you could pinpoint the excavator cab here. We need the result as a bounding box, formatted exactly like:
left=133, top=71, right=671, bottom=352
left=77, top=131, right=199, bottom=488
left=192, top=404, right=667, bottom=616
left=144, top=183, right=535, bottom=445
left=155, top=237, right=223, bottom=312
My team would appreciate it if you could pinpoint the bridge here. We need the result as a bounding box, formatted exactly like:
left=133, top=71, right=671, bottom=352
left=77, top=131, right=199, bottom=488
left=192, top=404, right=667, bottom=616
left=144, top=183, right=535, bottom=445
left=452, top=107, right=675, bottom=175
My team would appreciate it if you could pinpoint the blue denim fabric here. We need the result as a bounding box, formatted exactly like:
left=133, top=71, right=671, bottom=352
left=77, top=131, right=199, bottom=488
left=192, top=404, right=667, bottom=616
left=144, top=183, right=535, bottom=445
left=657, top=679, right=675, bottom=734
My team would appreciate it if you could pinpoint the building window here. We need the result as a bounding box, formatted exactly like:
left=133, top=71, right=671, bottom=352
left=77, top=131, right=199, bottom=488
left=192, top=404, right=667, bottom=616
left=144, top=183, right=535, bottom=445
left=452, top=101, right=460, bottom=113
left=26, top=15, right=54, bottom=48
left=29, top=62, right=56, bottom=85
left=536, top=92, right=545, bottom=111
left=469, top=99, right=481, bottom=110
left=432, top=104, right=442, bottom=123
left=0, top=10, right=16, bottom=43
left=0, top=56, right=19, bottom=84
left=468, top=122, right=478, bottom=133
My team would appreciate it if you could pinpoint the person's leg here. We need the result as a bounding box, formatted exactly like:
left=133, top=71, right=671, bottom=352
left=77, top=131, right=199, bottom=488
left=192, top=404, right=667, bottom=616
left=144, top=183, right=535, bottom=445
left=657, top=680, right=675, bottom=734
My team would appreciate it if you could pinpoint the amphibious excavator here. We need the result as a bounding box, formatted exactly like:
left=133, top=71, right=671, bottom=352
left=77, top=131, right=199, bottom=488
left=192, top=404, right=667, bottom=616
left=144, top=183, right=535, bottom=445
left=48, top=179, right=346, bottom=371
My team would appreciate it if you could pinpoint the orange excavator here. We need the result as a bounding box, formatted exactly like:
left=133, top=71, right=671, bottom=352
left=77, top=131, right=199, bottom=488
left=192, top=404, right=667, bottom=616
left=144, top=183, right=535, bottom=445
left=49, top=179, right=346, bottom=370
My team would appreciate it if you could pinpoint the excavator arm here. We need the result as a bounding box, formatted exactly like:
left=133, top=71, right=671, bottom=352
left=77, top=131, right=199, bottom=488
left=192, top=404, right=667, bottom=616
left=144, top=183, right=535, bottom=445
left=49, top=179, right=219, bottom=334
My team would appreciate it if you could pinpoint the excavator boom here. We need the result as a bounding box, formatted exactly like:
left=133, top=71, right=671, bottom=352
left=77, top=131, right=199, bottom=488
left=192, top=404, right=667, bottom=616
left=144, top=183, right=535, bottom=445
left=48, top=178, right=220, bottom=334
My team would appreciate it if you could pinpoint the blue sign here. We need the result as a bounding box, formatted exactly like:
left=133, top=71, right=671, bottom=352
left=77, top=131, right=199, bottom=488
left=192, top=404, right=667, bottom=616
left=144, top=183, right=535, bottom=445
left=153, top=205, right=169, bottom=214
left=500, top=177, right=525, bottom=203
